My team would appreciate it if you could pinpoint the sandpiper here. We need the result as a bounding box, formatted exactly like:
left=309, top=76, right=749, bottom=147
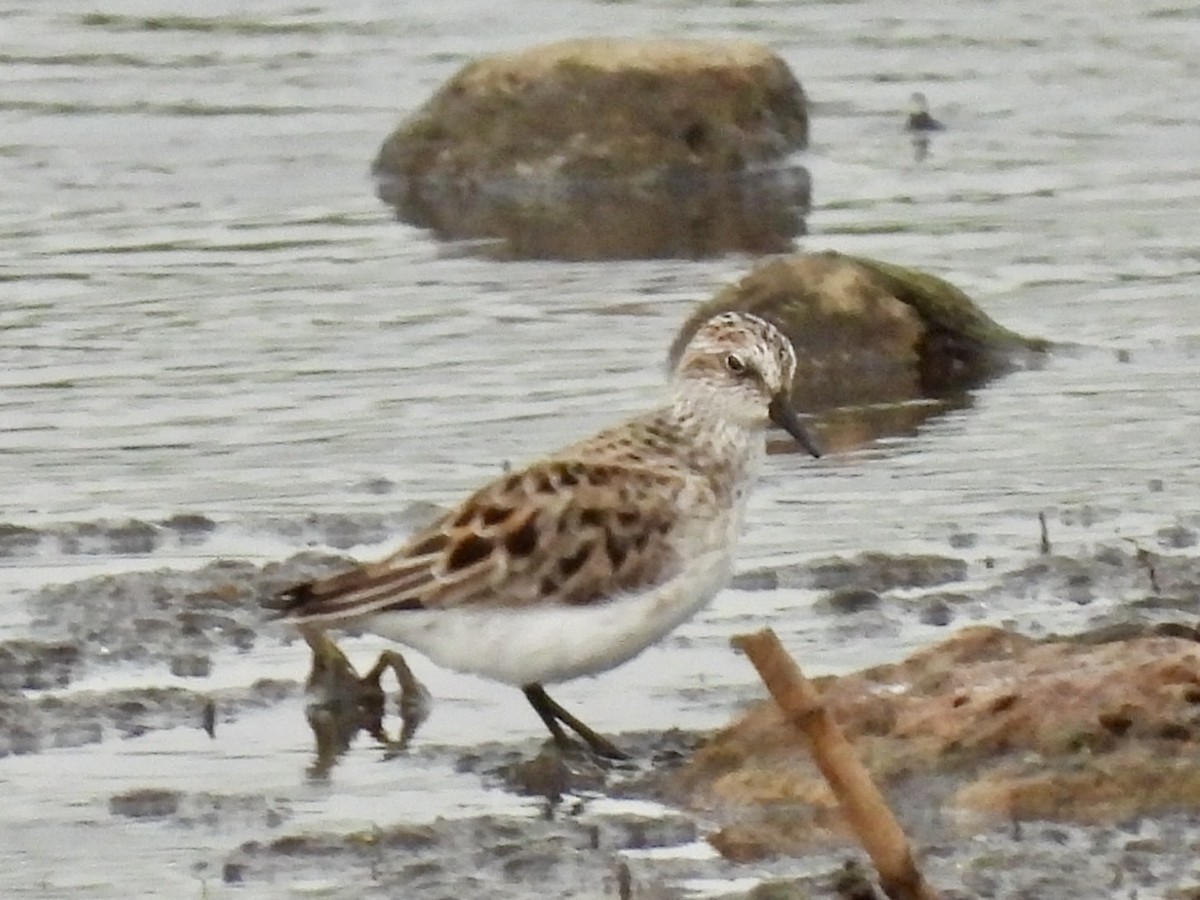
left=265, top=312, right=821, bottom=758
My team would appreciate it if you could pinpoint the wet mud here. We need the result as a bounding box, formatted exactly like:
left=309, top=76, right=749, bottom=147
left=0, top=502, right=445, bottom=561
left=5, top=534, right=1200, bottom=897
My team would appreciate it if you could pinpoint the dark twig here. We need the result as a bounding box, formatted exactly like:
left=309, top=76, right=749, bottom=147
left=1039, top=511, right=1051, bottom=555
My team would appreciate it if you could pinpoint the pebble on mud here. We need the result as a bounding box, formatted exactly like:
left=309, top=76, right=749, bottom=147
left=499, top=745, right=607, bottom=803
left=917, top=596, right=955, bottom=627
left=169, top=652, right=213, bottom=678
left=109, top=787, right=183, bottom=819
left=805, top=552, right=969, bottom=593
left=815, top=587, right=882, bottom=616
left=1158, top=524, right=1198, bottom=549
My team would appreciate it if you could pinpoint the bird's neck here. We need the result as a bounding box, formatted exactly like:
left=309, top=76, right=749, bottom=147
left=661, top=384, right=765, bottom=497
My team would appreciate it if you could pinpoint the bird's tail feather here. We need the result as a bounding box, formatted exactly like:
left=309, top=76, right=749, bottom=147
left=263, top=564, right=424, bottom=624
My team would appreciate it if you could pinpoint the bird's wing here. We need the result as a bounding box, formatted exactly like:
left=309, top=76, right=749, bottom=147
left=268, top=459, right=699, bottom=623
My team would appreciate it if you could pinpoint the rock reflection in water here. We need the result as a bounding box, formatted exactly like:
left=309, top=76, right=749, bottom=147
left=372, top=38, right=810, bottom=260
left=376, top=166, right=810, bottom=261
left=766, top=395, right=973, bottom=458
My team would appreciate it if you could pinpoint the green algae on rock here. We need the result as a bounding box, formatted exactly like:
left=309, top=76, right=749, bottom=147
left=372, top=38, right=810, bottom=260
left=670, top=251, right=1048, bottom=424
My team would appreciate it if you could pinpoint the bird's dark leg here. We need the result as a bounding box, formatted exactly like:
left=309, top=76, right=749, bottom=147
left=522, top=684, right=628, bottom=760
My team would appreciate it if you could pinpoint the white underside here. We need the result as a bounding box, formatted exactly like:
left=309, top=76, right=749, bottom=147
left=352, top=547, right=733, bottom=686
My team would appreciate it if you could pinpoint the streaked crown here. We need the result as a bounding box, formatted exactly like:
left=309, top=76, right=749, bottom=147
left=671, top=311, right=797, bottom=425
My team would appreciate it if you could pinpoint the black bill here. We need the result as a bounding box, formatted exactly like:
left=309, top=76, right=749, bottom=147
left=767, top=395, right=822, bottom=458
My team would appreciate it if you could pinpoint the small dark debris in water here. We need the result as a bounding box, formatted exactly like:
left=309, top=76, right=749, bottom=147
left=1093, top=544, right=1128, bottom=568
left=616, top=860, right=632, bottom=900
left=948, top=530, right=977, bottom=550
left=919, top=597, right=954, bottom=627
left=1157, top=524, right=1197, bottom=549
left=110, top=787, right=183, bottom=819
left=1066, top=572, right=1094, bottom=605
left=905, top=92, right=943, bottom=133
left=222, top=862, right=245, bottom=884
left=159, top=513, right=218, bottom=542
left=202, top=698, right=216, bottom=738
left=1116, top=348, right=1132, bottom=363
left=818, top=587, right=882, bottom=615
left=354, top=476, right=396, bottom=495
left=1136, top=547, right=1161, bottom=595
left=1148, top=478, right=1164, bottom=493
left=731, top=567, right=780, bottom=591
left=169, top=652, right=212, bottom=678
left=1039, top=511, right=1052, bottom=555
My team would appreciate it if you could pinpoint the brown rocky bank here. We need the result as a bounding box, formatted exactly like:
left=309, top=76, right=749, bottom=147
left=676, top=623, right=1200, bottom=862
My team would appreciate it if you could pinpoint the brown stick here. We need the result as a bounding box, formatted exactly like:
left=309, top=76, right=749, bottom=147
left=732, top=628, right=941, bottom=900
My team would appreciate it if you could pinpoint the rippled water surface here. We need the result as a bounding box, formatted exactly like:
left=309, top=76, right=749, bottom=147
left=2, top=0, right=1199, bottom=896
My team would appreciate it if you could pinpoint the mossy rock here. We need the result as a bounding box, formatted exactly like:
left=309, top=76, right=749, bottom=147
left=372, top=38, right=810, bottom=259
left=670, top=250, right=1049, bottom=412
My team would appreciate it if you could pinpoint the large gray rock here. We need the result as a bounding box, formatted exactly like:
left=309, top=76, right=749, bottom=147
left=373, top=39, right=810, bottom=260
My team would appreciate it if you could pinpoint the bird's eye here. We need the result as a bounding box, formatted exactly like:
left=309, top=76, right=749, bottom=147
left=725, top=354, right=748, bottom=375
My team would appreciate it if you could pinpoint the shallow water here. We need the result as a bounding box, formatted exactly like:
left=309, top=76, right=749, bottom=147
left=2, top=0, right=1200, bottom=897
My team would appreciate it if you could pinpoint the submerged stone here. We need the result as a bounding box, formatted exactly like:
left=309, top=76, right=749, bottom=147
left=373, top=38, right=810, bottom=259
left=109, top=787, right=182, bottom=819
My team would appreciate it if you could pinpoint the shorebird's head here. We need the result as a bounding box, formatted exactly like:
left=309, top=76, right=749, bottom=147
left=673, top=311, right=821, bottom=457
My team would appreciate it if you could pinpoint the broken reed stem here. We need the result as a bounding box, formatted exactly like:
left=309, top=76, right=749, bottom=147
left=731, top=628, right=941, bottom=900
